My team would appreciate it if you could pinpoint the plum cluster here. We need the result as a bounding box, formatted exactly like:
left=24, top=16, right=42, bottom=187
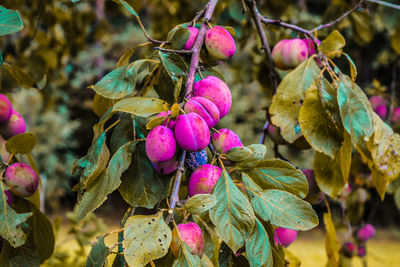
left=146, top=25, right=243, bottom=254
left=341, top=224, right=375, bottom=258
left=0, top=94, right=38, bottom=204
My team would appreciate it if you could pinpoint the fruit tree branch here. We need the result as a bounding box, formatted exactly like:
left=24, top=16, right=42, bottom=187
left=311, top=0, right=365, bottom=32
left=166, top=150, right=187, bottom=223
left=184, top=0, right=219, bottom=98
left=367, top=0, right=400, bottom=10
left=244, top=0, right=278, bottom=93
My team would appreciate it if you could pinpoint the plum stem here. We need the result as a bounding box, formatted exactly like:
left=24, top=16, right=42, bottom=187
left=166, top=150, right=187, bottom=223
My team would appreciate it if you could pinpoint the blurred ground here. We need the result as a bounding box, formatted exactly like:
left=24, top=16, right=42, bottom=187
left=49, top=218, right=400, bottom=267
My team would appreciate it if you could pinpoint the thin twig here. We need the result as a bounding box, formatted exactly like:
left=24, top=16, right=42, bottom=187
left=312, top=0, right=365, bottom=32
left=154, top=47, right=193, bottom=54
left=386, top=64, right=397, bottom=123
left=244, top=0, right=278, bottom=93
left=190, top=8, right=206, bottom=26
left=166, top=150, right=187, bottom=223
left=259, top=120, right=269, bottom=144
left=367, top=0, right=400, bottom=10
left=29, top=0, right=44, bottom=44
left=184, top=0, right=220, bottom=98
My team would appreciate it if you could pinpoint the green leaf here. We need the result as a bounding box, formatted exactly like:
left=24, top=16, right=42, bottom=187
left=2, top=63, right=35, bottom=87
left=123, top=212, right=172, bottom=267
left=27, top=201, right=55, bottom=263
left=319, top=78, right=343, bottom=131
left=350, top=11, right=374, bottom=45
left=337, top=75, right=374, bottom=146
left=184, top=194, right=217, bottom=215
left=119, top=142, right=167, bottom=208
left=92, top=94, right=114, bottom=117
left=200, top=255, right=214, bottom=267
left=226, top=146, right=253, bottom=162
left=92, top=65, right=137, bottom=99
left=314, top=132, right=352, bottom=197
left=243, top=159, right=309, bottom=199
left=76, top=141, right=138, bottom=222
left=118, top=0, right=139, bottom=17
left=245, top=219, right=273, bottom=267
left=234, top=144, right=267, bottom=170
left=318, top=30, right=345, bottom=58
left=391, top=27, right=400, bottom=55
left=243, top=177, right=318, bottom=230
left=172, top=242, right=201, bottom=267
left=299, top=81, right=342, bottom=157
left=113, top=97, right=168, bottom=117
left=116, top=48, right=136, bottom=68
left=209, top=170, right=256, bottom=252
left=168, top=26, right=191, bottom=50
left=5, top=132, right=37, bottom=154
left=0, top=182, right=32, bottom=247
left=0, top=6, right=24, bottom=36
left=270, top=57, right=321, bottom=143
left=323, top=212, right=340, bottom=267
left=343, top=53, right=357, bottom=81
left=79, top=132, right=110, bottom=189
left=159, top=52, right=188, bottom=81
left=85, top=236, right=110, bottom=267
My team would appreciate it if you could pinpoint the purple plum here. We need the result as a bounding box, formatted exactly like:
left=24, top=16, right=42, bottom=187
left=369, top=96, right=387, bottom=110
left=342, top=241, right=356, bottom=257
left=170, top=222, right=204, bottom=257
left=357, top=224, right=375, bottom=242
left=0, top=94, right=12, bottom=124
left=184, top=27, right=199, bottom=50
left=272, top=39, right=308, bottom=70
left=357, top=245, right=366, bottom=257
left=145, top=125, right=176, bottom=162
left=375, top=105, right=387, bottom=119
left=193, top=76, right=232, bottom=118
left=4, top=190, right=13, bottom=206
left=4, top=163, right=38, bottom=198
left=185, top=149, right=208, bottom=171
left=174, top=113, right=210, bottom=152
left=152, top=157, right=178, bottom=175
left=274, top=227, right=298, bottom=248
left=211, top=128, right=243, bottom=154
left=205, top=26, right=235, bottom=60
left=1, top=110, right=26, bottom=139
left=188, top=164, right=222, bottom=196
left=390, top=107, right=400, bottom=123
left=184, top=96, right=220, bottom=128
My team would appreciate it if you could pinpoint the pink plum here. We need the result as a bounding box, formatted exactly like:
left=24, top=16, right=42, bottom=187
left=205, top=26, right=236, bottom=60
left=145, top=125, right=176, bottom=162
left=184, top=27, right=199, bottom=50
left=193, top=76, right=232, bottom=118
left=357, top=224, right=375, bottom=242
left=375, top=105, right=387, bottom=119
left=343, top=241, right=356, bottom=257
left=211, top=128, right=243, bottom=154
left=152, top=157, right=178, bottom=175
left=170, top=222, right=204, bottom=257
left=174, top=113, right=210, bottom=152
left=369, top=96, right=387, bottom=110
left=188, top=164, right=222, bottom=196
left=357, top=245, right=366, bottom=257
left=156, top=111, right=176, bottom=129
left=4, top=163, right=38, bottom=198
left=1, top=110, right=26, bottom=139
left=4, top=190, right=13, bottom=206
left=302, top=38, right=317, bottom=55
left=0, top=94, right=12, bottom=124
left=184, top=96, right=220, bottom=128
left=272, top=39, right=308, bottom=70
left=390, top=107, right=400, bottom=123
left=274, top=227, right=298, bottom=248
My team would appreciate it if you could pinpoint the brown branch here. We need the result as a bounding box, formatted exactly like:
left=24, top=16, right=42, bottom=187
left=166, top=150, right=187, bottom=223
left=184, top=0, right=220, bottom=97
left=244, top=0, right=278, bottom=93
left=312, top=0, right=365, bottom=32
left=367, top=0, right=400, bottom=10
left=259, top=121, right=269, bottom=144
left=154, top=47, right=193, bottom=54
